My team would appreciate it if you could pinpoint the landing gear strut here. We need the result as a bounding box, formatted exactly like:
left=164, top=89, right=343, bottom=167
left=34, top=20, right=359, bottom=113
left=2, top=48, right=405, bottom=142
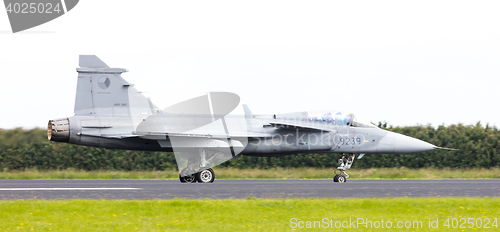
left=334, top=153, right=355, bottom=183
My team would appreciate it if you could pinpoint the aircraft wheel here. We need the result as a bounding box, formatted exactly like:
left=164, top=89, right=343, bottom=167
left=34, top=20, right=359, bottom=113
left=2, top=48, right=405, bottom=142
left=196, top=168, right=215, bottom=183
left=183, top=173, right=197, bottom=183
left=179, top=168, right=197, bottom=183
left=333, top=174, right=346, bottom=183
left=179, top=174, right=186, bottom=183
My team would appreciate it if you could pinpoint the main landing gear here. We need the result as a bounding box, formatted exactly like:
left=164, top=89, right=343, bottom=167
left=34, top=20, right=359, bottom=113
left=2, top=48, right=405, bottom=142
left=334, top=153, right=355, bottom=183
left=179, top=168, right=215, bottom=183
left=179, top=149, right=217, bottom=183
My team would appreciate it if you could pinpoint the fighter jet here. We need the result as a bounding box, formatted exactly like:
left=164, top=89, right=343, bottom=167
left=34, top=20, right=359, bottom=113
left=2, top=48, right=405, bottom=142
left=48, top=55, right=449, bottom=183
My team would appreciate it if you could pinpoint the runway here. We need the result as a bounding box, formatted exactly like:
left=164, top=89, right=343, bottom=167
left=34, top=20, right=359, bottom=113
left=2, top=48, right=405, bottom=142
left=1, top=179, right=499, bottom=200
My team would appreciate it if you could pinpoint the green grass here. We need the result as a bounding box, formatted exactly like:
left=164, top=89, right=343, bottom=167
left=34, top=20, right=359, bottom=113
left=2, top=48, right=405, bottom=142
left=1, top=167, right=500, bottom=179
left=0, top=198, right=498, bottom=231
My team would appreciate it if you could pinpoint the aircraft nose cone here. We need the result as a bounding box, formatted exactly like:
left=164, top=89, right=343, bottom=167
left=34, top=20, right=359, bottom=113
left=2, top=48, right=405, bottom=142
left=393, top=132, right=436, bottom=153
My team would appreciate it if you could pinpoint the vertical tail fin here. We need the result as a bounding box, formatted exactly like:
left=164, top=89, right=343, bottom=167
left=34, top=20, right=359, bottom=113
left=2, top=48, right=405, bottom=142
left=74, top=55, right=141, bottom=116
left=79, top=55, right=109, bottom=68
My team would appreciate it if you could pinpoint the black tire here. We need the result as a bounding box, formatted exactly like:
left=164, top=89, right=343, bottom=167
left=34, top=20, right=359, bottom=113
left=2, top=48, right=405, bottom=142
left=179, top=174, right=186, bottom=183
left=183, top=173, right=197, bottom=183
left=180, top=168, right=197, bottom=183
left=196, top=168, right=215, bottom=183
left=333, top=174, right=346, bottom=183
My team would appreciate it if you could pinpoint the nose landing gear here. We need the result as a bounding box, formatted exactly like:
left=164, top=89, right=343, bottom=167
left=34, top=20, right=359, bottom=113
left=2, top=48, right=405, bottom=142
left=333, top=174, right=346, bottom=183
left=334, top=153, right=355, bottom=183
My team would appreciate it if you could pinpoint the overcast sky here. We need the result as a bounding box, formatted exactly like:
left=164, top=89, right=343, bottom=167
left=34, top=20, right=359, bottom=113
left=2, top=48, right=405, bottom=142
left=0, top=0, right=499, bottom=129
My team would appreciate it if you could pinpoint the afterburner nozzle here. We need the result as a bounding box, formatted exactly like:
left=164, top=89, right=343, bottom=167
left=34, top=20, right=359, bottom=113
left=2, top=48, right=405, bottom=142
left=47, top=118, right=70, bottom=142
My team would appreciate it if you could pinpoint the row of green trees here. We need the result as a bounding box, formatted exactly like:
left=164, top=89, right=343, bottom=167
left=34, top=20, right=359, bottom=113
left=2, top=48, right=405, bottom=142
left=0, top=122, right=499, bottom=171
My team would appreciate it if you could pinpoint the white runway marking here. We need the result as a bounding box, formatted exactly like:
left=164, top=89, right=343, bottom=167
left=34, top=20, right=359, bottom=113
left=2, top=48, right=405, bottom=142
left=0, top=188, right=141, bottom=191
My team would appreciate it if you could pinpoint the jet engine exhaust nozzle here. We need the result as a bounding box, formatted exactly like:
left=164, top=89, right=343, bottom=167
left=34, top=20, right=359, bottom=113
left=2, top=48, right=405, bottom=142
left=47, top=118, right=70, bottom=142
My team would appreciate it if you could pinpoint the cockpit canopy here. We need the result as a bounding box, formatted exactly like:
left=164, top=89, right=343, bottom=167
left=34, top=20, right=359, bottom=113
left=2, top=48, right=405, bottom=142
left=306, top=111, right=377, bottom=128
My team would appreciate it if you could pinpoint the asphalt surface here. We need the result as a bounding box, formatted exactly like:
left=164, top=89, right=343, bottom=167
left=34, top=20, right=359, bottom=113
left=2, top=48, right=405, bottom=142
left=1, top=179, right=499, bottom=200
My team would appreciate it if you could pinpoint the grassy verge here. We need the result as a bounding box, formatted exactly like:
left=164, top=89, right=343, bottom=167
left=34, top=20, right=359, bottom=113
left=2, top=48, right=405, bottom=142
left=0, top=198, right=499, bottom=231
left=1, top=167, right=500, bottom=179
